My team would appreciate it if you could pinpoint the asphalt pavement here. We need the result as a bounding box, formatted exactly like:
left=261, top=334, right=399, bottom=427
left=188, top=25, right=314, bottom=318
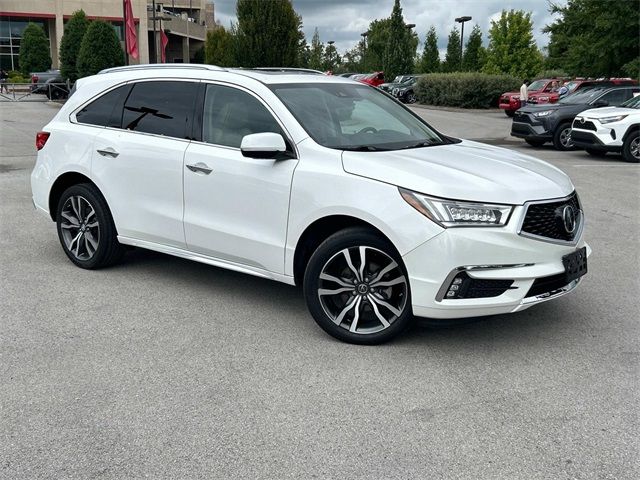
left=1, top=100, right=638, bottom=479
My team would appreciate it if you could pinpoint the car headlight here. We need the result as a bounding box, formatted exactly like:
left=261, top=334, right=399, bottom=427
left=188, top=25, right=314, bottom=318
left=599, top=115, right=628, bottom=124
left=537, top=96, right=549, bottom=102
left=533, top=110, right=554, bottom=117
left=399, top=189, right=513, bottom=227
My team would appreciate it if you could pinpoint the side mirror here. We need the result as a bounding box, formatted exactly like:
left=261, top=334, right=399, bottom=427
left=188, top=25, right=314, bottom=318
left=240, top=132, right=287, bottom=159
left=594, top=99, right=609, bottom=107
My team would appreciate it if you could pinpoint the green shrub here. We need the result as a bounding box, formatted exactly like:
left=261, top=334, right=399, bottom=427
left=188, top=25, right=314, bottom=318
left=7, top=71, right=29, bottom=83
left=414, top=72, right=520, bottom=108
left=77, top=20, right=124, bottom=78
left=18, top=23, right=52, bottom=76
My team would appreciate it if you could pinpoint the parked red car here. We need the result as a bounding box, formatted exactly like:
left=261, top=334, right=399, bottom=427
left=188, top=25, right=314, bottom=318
left=499, top=79, right=555, bottom=117
left=528, top=78, right=639, bottom=105
left=357, top=72, right=385, bottom=87
left=500, top=78, right=639, bottom=116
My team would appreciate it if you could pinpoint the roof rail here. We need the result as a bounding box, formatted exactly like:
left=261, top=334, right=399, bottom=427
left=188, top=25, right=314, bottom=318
left=98, top=63, right=226, bottom=74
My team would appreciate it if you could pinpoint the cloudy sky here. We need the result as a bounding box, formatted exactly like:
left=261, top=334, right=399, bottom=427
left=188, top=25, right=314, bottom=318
left=212, top=0, right=566, bottom=55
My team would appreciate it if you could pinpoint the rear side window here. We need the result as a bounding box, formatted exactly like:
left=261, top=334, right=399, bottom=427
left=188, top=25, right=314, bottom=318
left=76, top=84, right=132, bottom=127
left=599, top=89, right=630, bottom=106
left=122, top=81, right=198, bottom=138
left=202, top=84, right=282, bottom=148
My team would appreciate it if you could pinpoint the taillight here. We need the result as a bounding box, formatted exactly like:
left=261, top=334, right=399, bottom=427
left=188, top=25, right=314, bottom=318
left=31, top=74, right=38, bottom=83
left=36, top=131, right=50, bottom=150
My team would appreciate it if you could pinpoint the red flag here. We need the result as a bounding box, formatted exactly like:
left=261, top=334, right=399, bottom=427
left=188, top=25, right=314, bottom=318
left=124, top=0, right=138, bottom=59
left=160, top=29, right=169, bottom=63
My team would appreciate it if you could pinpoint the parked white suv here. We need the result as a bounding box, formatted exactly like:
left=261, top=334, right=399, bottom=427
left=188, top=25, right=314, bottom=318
left=31, top=64, right=590, bottom=344
left=571, top=94, right=640, bottom=162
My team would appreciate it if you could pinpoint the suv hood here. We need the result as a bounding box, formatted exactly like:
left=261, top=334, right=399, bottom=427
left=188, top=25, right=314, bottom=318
left=577, top=106, right=638, bottom=118
left=342, top=140, right=573, bottom=205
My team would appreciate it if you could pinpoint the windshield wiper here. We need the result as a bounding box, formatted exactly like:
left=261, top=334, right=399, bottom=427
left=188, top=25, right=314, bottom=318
left=398, top=140, right=439, bottom=150
left=341, top=145, right=390, bottom=152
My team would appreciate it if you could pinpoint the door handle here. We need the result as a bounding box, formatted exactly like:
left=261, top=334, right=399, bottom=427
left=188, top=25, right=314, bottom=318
left=96, top=147, right=119, bottom=158
left=186, top=162, right=213, bottom=175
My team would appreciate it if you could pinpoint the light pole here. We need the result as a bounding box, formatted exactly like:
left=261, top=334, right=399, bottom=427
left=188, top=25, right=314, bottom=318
left=455, top=16, right=472, bottom=70
left=360, top=31, right=368, bottom=71
left=327, top=40, right=335, bottom=71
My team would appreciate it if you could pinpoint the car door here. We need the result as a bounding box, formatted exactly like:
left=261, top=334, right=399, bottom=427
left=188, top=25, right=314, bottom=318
left=91, top=80, right=199, bottom=249
left=182, top=83, right=298, bottom=274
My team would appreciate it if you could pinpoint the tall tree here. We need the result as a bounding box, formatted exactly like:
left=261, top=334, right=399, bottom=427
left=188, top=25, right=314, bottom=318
left=322, top=42, right=341, bottom=72
left=544, top=0, right=640, bottom=77
left=234, top=0, right=301, bottom=67
left=18, top=23, right=51, bottom=76
left=441, top=27, right=461, bottom=72
left=205, top=25, right=234, bottom=67
left=418, top=26, right=440, bottom=73
left=77, top=21, right=124, bottom=78
left=482, top=10, right=543, bottom=79
left=364, top=18, right=391, bottom=72
left=295, top=15, right=309, bottom=68
left=383, top=0, right=416, bottom=80
left=308, top=28, right=324, bottom=71
left=59, top=10, right=88, bottom=82
left=462, top=24, right=484, bottom=72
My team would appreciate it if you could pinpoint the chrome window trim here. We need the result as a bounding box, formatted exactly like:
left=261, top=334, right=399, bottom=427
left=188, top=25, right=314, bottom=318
left=516, top=192, right=584, bottom=246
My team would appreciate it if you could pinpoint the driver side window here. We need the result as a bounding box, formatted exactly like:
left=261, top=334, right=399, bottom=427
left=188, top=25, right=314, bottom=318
left=203, top=84, right=282, bottom=148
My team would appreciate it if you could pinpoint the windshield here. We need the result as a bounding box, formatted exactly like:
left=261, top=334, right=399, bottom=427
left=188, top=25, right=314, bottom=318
left=620, top=94, right=640, bottom=108
left=563, top=81, right=579, bottom=91
left=559, top=87, right=607, bottom=104
left=271, top=83, right=444, bottom=150
left=528, top=80, right=547, bottom=91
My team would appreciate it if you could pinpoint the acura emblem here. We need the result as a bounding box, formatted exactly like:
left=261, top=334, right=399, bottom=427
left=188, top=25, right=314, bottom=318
left=562, top=206, right=577, bottom=234
left=580, top=117, right=585, bottom=124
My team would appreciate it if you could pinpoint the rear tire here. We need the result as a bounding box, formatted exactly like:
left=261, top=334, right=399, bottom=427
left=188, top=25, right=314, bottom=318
left=622, top=130, right=640, bottom=163
left=553, top=123, right=575, bottom=151
left=56, top=183, right=125, bottom=269
left=525, top=138, right=545, bottom=147
left=303, top=227, right=413, bottom=345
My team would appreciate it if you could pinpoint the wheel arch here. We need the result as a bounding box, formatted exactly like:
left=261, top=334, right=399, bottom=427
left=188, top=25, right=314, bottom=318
left=292, top=214, right=399, bottom=287
left=48, top=171, right=102, bottom=221
left=622, top=124, right=640, bottom=142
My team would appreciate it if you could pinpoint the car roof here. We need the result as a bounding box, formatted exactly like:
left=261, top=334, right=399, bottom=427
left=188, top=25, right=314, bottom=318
left=96, top=63, right=354, bottom=85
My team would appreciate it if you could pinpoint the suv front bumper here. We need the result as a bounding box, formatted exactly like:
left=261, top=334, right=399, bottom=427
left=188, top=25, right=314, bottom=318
left=402, top=206, right=590, bottom=319
left=510, top=112, right=555, bottom=141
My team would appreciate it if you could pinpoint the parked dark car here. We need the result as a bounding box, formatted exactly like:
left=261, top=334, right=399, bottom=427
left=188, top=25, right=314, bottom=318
left=510, top=86, right=640, bottom=150
left=379, top=75, right=415, bottom=94
left=30, top=69, right=61, bottom=93
left=392, top=77, right=420, bottom=104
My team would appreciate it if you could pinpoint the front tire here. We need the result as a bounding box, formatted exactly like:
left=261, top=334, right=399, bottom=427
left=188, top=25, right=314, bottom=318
left=56, top=183, right=125, bottom=269
left=553, top=123, right=575, bottom=151
left=303, top=227, right=413, bottom=344
left=622, top=130, right=640, bottom=163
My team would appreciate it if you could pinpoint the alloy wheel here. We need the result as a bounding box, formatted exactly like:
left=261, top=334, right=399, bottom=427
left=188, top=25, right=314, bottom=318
left=60, top=195, right=100, bottom=260
left=631, top=137, right=640, bottom=160
left=560, top=127, right=573, bottom=148
left=317, top=246, right=408, bottom=334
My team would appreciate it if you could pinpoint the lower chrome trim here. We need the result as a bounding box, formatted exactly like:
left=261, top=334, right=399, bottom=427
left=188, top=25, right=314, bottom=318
left=521, top=277, right=581, bottom=305
left=435, top=263, right=534, bottom=302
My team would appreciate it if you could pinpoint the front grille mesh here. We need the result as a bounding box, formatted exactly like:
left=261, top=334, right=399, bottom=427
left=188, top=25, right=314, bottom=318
left=572, top=119, right=597, bottom=131
left=520, top=192, right=581, bottom=242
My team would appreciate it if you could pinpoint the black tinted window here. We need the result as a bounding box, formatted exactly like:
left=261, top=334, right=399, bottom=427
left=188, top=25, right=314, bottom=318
left=122, top=81, right=198, bottom=138
left=599, top=89, right=629, bottom=106
left=202, top=84, right=281, bottom=148
left=76, top=84, right=131, bottom=127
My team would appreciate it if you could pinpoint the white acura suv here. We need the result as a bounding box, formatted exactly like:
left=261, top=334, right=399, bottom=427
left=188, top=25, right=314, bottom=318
left=31, top=64, right=590, bottom=344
